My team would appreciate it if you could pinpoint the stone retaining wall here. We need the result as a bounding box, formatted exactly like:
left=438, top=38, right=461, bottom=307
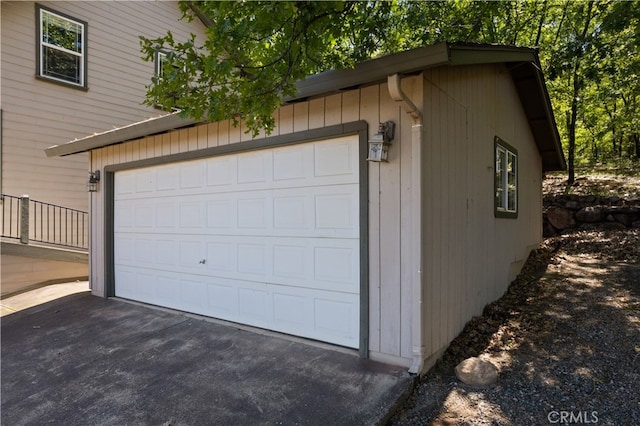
left=543, top=194, right=640, bottom=237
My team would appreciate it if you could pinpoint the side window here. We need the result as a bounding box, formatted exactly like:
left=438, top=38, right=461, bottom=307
left=154, top=49, right=180, bottom=111
left=495, top=137, right=518, bottom=218
left=155, top=50, right=168, bottom=78
left=37, top=5, right=87, bottom=88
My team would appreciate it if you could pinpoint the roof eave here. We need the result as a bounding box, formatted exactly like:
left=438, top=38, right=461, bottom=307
left=45, top=42, right=565, bottom=171
left=45, top=112, right=197, bottom=158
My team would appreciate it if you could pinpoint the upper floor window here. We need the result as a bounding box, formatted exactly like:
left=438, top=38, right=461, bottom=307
left=37, top=5, right=87, bottom=88
left=495, top=137, right=518, bottom=218
left=155, top=50, right=168, bottom=77
left=154, top=49, right=181, bottom=111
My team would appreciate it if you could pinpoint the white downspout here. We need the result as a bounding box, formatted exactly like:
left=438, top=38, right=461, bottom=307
left=387, top=74, right=426, bottom=375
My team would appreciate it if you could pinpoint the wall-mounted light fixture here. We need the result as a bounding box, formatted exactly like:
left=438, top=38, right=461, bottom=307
left=87, top=170, right=100, bottom=192
left=367, top=121, right=395, bottom=162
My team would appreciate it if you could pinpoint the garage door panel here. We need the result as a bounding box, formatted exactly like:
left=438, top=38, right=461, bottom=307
left=114, top=135, right=361, bottom=348
left=156, top=203, right=178, bottom=228
left=156, top=240, right=178, bottom=266
left=179, top=278, right=208, bottom=313
left=156, top=276, right=181, bottom=306
left=180, top=162, right=205, bottom=189
left=206, top=155, right=235, bottom=187
left=314, top=138, right=357, bottom=178
left=118, top=187, right=358, bottom=239
left=134, top=239, right=155, bottom=264
left=114, top=235, right=135, bottom=263
left=115, top=265, right=360, bottom=347
left=272, top=146, right=309, bottom=181
left=115, top=233, right=359, bottom=294
left=237, top=198, right=270, bottom=229
left=314, top=246, right=357, bottom=285
left=315, top=297, right=357, bottom=343
left=156, top=165, right=179, bottom=191
left=135, top=169, right=156, bottom=193
left=237, top=243, right=267, bottom=275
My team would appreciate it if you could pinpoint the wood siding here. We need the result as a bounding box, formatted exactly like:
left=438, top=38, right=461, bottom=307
left=1, top=1, right=206, bottom=211
left=421, top=64, right=543, bottom=361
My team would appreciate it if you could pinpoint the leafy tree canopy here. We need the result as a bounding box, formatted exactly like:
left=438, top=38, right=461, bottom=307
left=141, top=0, right=640, bottom=174
left=141, top=1, right=397, bottom=135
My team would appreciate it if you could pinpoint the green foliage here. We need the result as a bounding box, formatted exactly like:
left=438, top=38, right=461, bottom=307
left=140, top=1, right=394, bottom=136
left=140, top=0, right=640, bottom=171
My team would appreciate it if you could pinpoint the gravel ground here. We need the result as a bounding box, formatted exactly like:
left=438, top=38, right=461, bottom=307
left=387, top=228, right=640, bottom=425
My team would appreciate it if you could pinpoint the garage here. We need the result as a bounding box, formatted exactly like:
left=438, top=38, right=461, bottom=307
left=47, top=43, right=567, bottom=371
left=112, top=135, right=361, bottom=348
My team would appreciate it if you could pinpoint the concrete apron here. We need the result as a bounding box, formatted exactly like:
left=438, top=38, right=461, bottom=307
left=1, top=293, right=413, bottom=425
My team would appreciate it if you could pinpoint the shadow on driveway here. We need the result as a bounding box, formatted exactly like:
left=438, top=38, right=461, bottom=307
left=2, top=293, right=412, bottom=425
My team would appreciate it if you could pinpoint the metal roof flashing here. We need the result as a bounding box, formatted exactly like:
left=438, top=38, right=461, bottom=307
left=44, top=42, right=565, bottom=170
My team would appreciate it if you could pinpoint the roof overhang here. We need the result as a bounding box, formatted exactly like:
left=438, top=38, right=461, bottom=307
left=45, top=42, right=565, bottom=171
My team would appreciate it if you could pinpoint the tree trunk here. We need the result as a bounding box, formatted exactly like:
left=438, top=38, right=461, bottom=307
left=568, top=81, right=578, bottom=184
left=565, top=0, right=595, bottom=185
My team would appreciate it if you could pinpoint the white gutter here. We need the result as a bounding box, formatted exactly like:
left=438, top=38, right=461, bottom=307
left=387, top=74, right=426, bottom=375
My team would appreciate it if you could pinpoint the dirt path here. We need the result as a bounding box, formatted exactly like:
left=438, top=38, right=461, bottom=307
left=388, top=229, right=640, bottom=425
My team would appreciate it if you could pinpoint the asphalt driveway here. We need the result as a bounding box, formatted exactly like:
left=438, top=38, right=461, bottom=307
left=1, top=293, right=412, bottom=425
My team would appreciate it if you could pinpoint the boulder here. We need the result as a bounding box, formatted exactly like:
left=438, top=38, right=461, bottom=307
left=613, top=214, right=633, bottom=227
left=575, top=206, right=605, bottom=223
left=546, top=207, right=575, bottom=230
left=565, top=200, right=580, bottom=210
left=454, top=357, right=498, bottom=387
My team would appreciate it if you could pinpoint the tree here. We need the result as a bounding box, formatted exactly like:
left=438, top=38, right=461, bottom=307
left=140, top=1, right=395, bottom=135
left=141, top=0, right=640, bottom=173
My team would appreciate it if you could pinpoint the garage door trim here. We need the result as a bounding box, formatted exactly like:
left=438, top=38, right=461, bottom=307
left=103, top=121, right=370, bottom=357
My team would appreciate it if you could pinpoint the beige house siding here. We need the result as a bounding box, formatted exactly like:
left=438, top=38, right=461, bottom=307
left=86, top=64, right=544, bottom=369
left=420, top=64, right=543, bottom=360
left=1, top=1, right=206, bottom=211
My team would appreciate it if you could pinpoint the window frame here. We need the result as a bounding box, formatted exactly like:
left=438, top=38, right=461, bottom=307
left=494, top=137, right=518, bottom=219
left=36, top=4, right=88, bottom=89
left=155, top=49, right=169, bottom=78
left=153, top=49, right=182, bottom=112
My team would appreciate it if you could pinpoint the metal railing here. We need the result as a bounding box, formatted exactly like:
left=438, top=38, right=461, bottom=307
left=1, top=194, right=88, bottom=250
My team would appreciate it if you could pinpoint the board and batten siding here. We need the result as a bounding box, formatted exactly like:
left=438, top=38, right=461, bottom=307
left=1, top=1, right=206, bottom=211
left=420, top=63, right=543, bottom=361
left=90, top=76, right=423, bottom=367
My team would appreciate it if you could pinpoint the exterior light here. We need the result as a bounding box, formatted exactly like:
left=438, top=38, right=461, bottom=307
left=87, top=170, right=100, bottom=192
left=367, top=121, right=395, bottom=162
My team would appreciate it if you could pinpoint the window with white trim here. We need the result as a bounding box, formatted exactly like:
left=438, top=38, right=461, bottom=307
left=37, top=5, right=86, bottom=88
left=154, top=49, right=181, bottom=111
left=155, top=50, right=168, bottom=78
left=495, top=137, right=518, bottom=218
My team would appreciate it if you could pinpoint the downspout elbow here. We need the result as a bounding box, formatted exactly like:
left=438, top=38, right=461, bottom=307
left=388, top=74, right=422, bottom=125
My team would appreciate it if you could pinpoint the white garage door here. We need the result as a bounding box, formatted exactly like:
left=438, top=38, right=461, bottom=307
left=113, top=136, right=360, bottom=348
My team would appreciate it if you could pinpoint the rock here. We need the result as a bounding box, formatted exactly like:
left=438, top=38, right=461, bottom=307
left=565, top=200, right=580, bottom=210
left=543, top=220, right=557, bottom=238
left=613, top=214, right=633, bottom=227
left=546, top=207, right=575, bottom=230
left=575, top=206, right=605, bottom=223
left=601, top=221, right=626, bottom=230
left=455, top=357, right=498, bottom=387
